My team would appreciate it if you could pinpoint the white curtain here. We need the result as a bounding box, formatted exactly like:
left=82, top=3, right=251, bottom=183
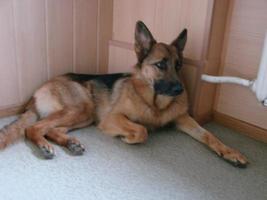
left=252, top=32, right=267, bottom=105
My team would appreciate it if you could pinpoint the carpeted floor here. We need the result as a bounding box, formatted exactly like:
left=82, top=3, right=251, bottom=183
left=0, top=116, right=266, bottom=200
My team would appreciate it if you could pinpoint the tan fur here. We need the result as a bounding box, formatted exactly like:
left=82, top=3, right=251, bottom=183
left=0, top=21, right=248, bottom=167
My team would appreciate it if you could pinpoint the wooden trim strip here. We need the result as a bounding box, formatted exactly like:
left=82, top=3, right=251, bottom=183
left=72, top=0, right=77, bottom=73
left=191, top=0, right=215, bottom=117
left=214, top=111, right=267, bottom=144
left=96, top=0, right=101, bottom=72
left=108, top=40, right=204, bottom=67
left=213, top=0, right=234, bottom=109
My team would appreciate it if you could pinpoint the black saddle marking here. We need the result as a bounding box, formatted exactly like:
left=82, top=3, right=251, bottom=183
left=65, top=73, right=131, bottom=89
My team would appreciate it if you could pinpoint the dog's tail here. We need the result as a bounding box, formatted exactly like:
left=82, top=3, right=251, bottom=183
left=0, top=100, right=38, bottom=149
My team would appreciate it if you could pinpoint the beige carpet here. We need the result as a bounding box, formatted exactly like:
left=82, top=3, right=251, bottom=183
left=0, top=116, right=266, bottom=200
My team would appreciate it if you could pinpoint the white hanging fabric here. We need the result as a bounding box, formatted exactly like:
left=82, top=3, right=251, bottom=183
left=251, top=32, right=267, bottom=106
left=201, top=32, right=267, bottom=107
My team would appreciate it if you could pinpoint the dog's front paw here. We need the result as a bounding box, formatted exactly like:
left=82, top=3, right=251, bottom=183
left=66, top=138, right=85, bottom=155
left=216, top=147, right=248, bottom=168
left=121, top=129, right=148, bottom=144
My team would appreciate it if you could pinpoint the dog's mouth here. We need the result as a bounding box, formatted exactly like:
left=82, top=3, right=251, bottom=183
left=153, top=80, right=184, bottom=96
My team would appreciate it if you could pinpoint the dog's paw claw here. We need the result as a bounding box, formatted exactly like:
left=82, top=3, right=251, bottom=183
left=39, top=145, right=55, bottom=159
left=223, top=157, right=248, bottom=168
left=67, top=139, right=85, bottom=155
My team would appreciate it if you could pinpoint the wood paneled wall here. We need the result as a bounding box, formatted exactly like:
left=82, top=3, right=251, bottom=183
left=215, top=0, right=267, bottom=130
left=0, top=0, right=112, bottom=112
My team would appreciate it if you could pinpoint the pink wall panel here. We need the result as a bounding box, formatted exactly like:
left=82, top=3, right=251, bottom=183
left=13, top=0, right=48, bottom=101
left=0, top=0, right=100, bottom=110
left=108, top=45, right=136, bottom=73
left=0, top=0, right=20, bottom=107
left=113, top=0, right=156, bottom=43
left=74, top=0, right=98, bottom=73
left=46, top=0, right=73, bottom=78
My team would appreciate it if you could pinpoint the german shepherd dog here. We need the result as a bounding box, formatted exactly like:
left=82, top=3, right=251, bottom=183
left=0, top=21, right=248, bottom=167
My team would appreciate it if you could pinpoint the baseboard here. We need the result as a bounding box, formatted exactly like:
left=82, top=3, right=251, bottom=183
left=214, top=111, right=267, bottom=144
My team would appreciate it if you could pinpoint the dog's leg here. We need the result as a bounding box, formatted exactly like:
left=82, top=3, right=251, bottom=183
left=98, top=114, right=148, bottom=144
left=26, top=106, right=92, bottom=159
left=26, top=123, right=55, bottom=159
left=176, top=114, right=248, bottom=168
left=46, top=128, right=85, bottom=155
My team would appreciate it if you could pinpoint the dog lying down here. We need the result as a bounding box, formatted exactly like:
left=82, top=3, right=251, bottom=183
left=0, top=21, right=248, bottom=168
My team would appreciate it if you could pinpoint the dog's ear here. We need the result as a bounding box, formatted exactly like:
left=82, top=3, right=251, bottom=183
left=171, top=29, right=187, bottom=52
left=135, top=21, right=156, bottom=63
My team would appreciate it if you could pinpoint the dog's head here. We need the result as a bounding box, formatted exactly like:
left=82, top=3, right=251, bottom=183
left=134, top=21, right=187, bottom=97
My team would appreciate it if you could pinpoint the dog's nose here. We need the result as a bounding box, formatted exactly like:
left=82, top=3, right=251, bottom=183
left=171, top=83, right=183, bottom=95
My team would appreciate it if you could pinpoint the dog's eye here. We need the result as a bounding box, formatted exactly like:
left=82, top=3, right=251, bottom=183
left=155, top=60, right=167, bottom=70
